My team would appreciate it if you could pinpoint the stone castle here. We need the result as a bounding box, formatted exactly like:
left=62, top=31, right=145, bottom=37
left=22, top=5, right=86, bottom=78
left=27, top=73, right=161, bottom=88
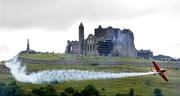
left=65, top=23, right=137, bottom=57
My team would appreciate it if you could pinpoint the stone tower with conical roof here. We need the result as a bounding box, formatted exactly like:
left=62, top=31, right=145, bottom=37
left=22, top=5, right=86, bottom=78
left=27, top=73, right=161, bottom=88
left=78, top=22, right=84, bottom=55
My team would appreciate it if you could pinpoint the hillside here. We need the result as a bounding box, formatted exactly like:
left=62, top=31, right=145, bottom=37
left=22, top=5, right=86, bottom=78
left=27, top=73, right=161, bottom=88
left=0, top=53, right=180, bottom=96
left=18, top=53, right=180, bottom=68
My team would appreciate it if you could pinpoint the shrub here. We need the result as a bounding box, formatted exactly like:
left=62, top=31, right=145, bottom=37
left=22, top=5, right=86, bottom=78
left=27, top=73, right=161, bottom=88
left=115, top=93, right=128, bottom=96
left=31, top=84, right=57, bottom=96
left=129, top=88, right=134, bottom=96
left=64, top=87, right=74, bottom=94
left=81, top=84, right=100, bottom=96
left=0, top=81, right=22, bottom=96
left=90, top=63, right=99, bottom=66
left=153, top=88, right=164, bottom=96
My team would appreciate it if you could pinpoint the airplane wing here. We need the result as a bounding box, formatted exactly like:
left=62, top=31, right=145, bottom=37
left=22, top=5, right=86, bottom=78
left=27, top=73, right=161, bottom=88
left=152, top=61, right=161, bottom=72
left=160, top=72, right=168, bottom=81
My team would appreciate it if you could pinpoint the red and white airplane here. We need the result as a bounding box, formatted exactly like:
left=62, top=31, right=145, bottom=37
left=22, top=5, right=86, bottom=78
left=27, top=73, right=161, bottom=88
left=150, top=61, right=168, bottom=81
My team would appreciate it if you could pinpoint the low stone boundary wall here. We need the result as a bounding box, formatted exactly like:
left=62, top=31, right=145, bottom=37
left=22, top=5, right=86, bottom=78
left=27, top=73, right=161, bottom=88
left=18, top=57, right=180, bottom=68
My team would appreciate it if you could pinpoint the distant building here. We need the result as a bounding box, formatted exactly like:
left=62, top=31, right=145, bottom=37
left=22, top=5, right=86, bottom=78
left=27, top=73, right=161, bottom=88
left=65, top=40, right=79, bottom=54
left=137, top=49, right=153, bottom=59
left=19, top=39, right=36, bottom=54
left=153, top=55, right=174, bottom=61
left=177, top=58, right=180, bottom=61
left=65, top=22, right=137, bottom=57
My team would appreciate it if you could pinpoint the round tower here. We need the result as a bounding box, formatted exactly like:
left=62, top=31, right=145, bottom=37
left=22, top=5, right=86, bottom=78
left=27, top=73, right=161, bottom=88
left=79, top=22, right=84, bottom=55
left=27, top=39, right=30, bottom=51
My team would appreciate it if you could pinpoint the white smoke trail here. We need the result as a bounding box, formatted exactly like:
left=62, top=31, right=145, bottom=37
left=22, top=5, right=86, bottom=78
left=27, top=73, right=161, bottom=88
left=5, top=56, right=158, bottom=84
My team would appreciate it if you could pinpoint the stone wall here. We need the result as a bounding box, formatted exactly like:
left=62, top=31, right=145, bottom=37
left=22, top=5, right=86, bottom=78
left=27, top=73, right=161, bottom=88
left=18, top=57, right=180, bottom=68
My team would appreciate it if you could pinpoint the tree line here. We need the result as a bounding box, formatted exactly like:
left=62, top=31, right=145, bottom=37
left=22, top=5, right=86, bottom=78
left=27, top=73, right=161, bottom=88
left=0, top=81, right=164, bottom=96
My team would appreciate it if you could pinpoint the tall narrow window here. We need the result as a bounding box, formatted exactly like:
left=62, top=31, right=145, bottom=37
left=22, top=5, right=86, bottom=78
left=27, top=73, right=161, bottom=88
left=93, top=44, right=95, bottom=51
left=90, top=44, right=92, bottom=51
left=70, top=46, right=73, bottom=51
left=87, top=44, right=89, bottom=51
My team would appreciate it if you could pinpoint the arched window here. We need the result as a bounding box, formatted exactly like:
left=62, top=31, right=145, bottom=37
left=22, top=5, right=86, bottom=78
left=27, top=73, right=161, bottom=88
left=90, top=44, right=92, bottom=51
left=93, top=44, right=95, bottom=51
left=87, top=44, right=89, bottom=51
left=70, top=46, right=73, bottom=51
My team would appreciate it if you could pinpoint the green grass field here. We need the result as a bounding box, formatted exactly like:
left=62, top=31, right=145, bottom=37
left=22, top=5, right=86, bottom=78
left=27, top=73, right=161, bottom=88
left=0, top=61, right=180, bottom=96
left=1, top=53, right=179, bottom=95
left=19, top=53, right=157, bottom=62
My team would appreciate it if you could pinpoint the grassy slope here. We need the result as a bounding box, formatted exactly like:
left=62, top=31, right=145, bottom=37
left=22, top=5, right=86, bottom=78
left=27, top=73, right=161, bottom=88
left=1, top=62, right=179, bottom=96
left=19, top=53, right=158, bottom=62
left=1, top=53, right=179, bottom=96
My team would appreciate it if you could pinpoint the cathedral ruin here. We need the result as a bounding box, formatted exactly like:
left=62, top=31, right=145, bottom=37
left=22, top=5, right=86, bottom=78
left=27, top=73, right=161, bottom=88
left=65, top=23, right=137, bottom=57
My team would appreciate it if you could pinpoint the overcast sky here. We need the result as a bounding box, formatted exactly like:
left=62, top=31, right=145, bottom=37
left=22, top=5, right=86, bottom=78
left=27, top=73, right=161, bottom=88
left=0, top=0, right=180, bottom=61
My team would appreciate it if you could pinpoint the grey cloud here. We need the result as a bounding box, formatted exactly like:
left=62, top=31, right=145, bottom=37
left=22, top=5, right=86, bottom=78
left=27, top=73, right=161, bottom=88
left=0, top=0, right=177, bottom=31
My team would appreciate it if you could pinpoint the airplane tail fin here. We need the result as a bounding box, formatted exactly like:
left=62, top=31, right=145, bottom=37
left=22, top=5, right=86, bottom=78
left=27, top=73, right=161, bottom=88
left=150, top=68, right=156, bottom=76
